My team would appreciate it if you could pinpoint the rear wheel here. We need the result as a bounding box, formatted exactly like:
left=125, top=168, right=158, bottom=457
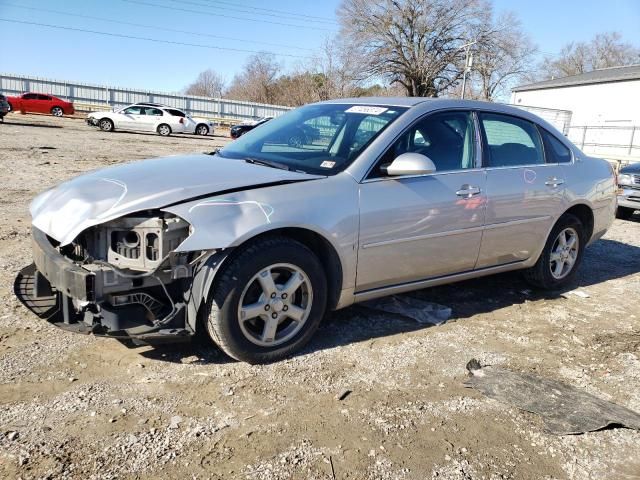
left=7, top=102, right=12, bottom=112
left=157, top=123, right=171, bottom=136
left=99, top=118, right=114, bottom=132
left=51, top=106, right=64, bottom=117
left=195, top=124, right=209, bottom=136
left=616, top=206, right=635, bottom=220
left=524, top=213, right=586, bottom=290
left=204, top=236, right=327, bottom=363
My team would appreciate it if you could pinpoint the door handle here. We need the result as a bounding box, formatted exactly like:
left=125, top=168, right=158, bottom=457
left=545, top=177, right=565, bottom=187
left=456, top=185, right=481, bottom=198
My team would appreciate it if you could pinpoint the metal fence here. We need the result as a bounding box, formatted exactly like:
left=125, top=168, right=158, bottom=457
left=0, top=73, right=291, bottom=123
left=566, top=125, right=640, bottom=161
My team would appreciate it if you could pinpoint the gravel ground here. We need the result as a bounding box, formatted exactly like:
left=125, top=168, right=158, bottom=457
left=1, top=113, right=639, bottom=479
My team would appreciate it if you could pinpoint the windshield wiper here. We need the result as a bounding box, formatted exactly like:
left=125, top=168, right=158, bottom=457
left=244, top=157, right=292, bottom=171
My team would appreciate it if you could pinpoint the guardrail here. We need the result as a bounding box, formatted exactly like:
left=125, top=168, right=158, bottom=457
left=1, top=73, right=292, bottom=123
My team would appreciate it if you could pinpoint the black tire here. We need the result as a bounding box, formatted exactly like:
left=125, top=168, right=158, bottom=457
left=157, top=123, right=171, bottom=136
left=51, top=106, right=64, bottom=117
left=204, top=236, right=327, bottom=363
left=195, top=124, right=209, bottom=136
left=524, top=213, right=586, bottom=290
left=6, top=102, right=12, bottom=112
left=99, top=118, right=114, bottom=132
left=616, top=206, right=635, bottom=220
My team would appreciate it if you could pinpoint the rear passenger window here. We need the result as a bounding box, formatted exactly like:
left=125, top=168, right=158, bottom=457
left=479, top=113, right=544, bottom=167
left=540, top=129, right=572, bottom=163
left=143, top=107, right=163, bottom=116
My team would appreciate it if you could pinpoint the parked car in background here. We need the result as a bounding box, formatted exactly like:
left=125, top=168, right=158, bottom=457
left=616, top=162, right=640, bottom=219
left=230, top=116, right=272, bottom=139
left=162, top=107, right=216, bottom=136
left=87, top=104, right=214, bottom=136
left=24, top=98, right=616, bottom=363
left=0, top=94, right=10, bottom=121
left=6, top=93, right=74, bottom=117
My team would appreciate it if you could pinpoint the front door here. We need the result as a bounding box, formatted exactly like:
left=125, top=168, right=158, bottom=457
left=356, top=110, right=487, bottom=292
left=475, top=111, right=569, bottom=268
left=118, top=106, right=144, bottom=129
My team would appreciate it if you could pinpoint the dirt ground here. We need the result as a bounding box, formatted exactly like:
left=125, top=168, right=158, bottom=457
left=1, top=113, right=639, bottom=480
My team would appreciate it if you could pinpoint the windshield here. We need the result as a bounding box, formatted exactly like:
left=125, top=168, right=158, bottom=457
left=218, top=103, right=407, bottom=175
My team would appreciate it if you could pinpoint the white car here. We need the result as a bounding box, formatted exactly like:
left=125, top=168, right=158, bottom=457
left=87, top=104, right=215, bottom=137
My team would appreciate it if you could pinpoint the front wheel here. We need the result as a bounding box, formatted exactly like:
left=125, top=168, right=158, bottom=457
left=204, top=236, right=327, bottom=363
left=51, top=106, right=64, bottom=117
left=99, top=118, right=114, bottom=132
left=616, top=206, right=635, bottom=220
left=195, top=124, right=209, bottom=136
left=524, top=213, right=586, bottom=290
left=157, top=123, right=171, bottom=136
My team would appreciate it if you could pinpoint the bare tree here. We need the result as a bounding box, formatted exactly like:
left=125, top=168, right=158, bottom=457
left=539, top=32, right=640, bottom=79
left=225, top=53, right=282, bottom=104
left=337, top=0, right=492, bottom=97
left=184, top=69, right=226, bottom=98
left=471, top=11, right=537, bottom=101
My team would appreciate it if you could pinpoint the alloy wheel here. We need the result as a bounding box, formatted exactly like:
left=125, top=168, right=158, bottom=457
left=549, top=227, right=579, bottom=280
left=237, top=263, right=313, bottom=347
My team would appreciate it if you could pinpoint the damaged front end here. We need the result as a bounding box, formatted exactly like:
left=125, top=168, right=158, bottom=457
left=20, top=212, right=213, bottom=344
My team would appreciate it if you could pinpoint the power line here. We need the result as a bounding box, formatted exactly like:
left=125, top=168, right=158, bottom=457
left=2, top=3, right=315, bottom=51
left=122, top=0, right=336, bottom=32
left=200, top=0, right=338, bottom=23
left=164, top=0, right=338, bottom=25
left=0, top=18, right=314, bottom=58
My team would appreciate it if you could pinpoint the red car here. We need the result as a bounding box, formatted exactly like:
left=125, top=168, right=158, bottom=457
left=6, top=93, right=75, bottom=117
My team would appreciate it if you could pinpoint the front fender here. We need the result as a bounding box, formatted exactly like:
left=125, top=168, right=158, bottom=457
left=163, top=174, right=360, bottom=293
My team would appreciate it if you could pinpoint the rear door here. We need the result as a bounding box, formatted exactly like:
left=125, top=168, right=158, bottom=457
left=476, top=112, right=568, bottom=269
left=140, top=107, right=165, bottom=131
left=37, top=94, right=53, bottom=114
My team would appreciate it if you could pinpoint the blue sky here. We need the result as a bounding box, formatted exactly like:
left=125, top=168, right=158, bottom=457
left=0, top=0, right=639, bottom=93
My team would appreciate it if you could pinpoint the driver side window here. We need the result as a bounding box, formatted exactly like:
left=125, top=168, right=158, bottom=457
left=371, top=110, right=476, bottom=178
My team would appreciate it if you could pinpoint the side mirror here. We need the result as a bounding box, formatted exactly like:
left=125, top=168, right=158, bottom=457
left=386, top=152, right=436, bottom=176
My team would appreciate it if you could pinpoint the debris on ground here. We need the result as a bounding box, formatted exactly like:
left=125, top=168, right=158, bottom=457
left=561, top=289, right=591, bottom=299
left=464, top=359, right=640, bottom=435
left=361, top=295, right=452, bottom=325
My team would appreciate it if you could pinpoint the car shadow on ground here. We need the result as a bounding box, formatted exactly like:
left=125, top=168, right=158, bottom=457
left=13, top=239, right=640, bottom=365
left=1, top=120, right=63, bottom=129
left=132, top=237, right=640, bottom=364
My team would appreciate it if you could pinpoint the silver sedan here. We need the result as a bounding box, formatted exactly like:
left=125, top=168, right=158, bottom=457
left=25, top=98, right=616, bottom=363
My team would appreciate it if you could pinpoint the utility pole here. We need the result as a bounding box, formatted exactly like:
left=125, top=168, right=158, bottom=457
left=460, top=40, right=477, bottom=99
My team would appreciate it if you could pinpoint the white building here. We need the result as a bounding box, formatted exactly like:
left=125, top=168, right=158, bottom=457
left=511, top=65, right=640, bottom=163
left=511, top=65, right=640, bottom=126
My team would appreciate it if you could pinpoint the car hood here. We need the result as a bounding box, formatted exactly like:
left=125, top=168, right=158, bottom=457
left=31, top=153, right=323, bottom=245
left=620, top=162, right=640, bottom=174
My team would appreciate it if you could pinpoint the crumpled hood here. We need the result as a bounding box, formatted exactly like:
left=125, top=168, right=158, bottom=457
left=31, top=153, right=321, bottom=245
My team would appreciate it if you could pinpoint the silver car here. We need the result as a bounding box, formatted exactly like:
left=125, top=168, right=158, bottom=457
left=24, top=98, right=616, bottom=363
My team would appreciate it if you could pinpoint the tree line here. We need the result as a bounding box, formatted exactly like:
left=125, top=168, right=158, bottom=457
left=184, top=0, right=640, bottom=107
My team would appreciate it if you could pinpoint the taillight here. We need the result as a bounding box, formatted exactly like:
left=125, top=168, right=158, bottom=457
left=179, top=118, right=184, bottom=124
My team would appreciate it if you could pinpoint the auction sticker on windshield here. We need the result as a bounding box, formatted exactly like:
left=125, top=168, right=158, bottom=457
left=345, top=106, right=388, bottom=115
